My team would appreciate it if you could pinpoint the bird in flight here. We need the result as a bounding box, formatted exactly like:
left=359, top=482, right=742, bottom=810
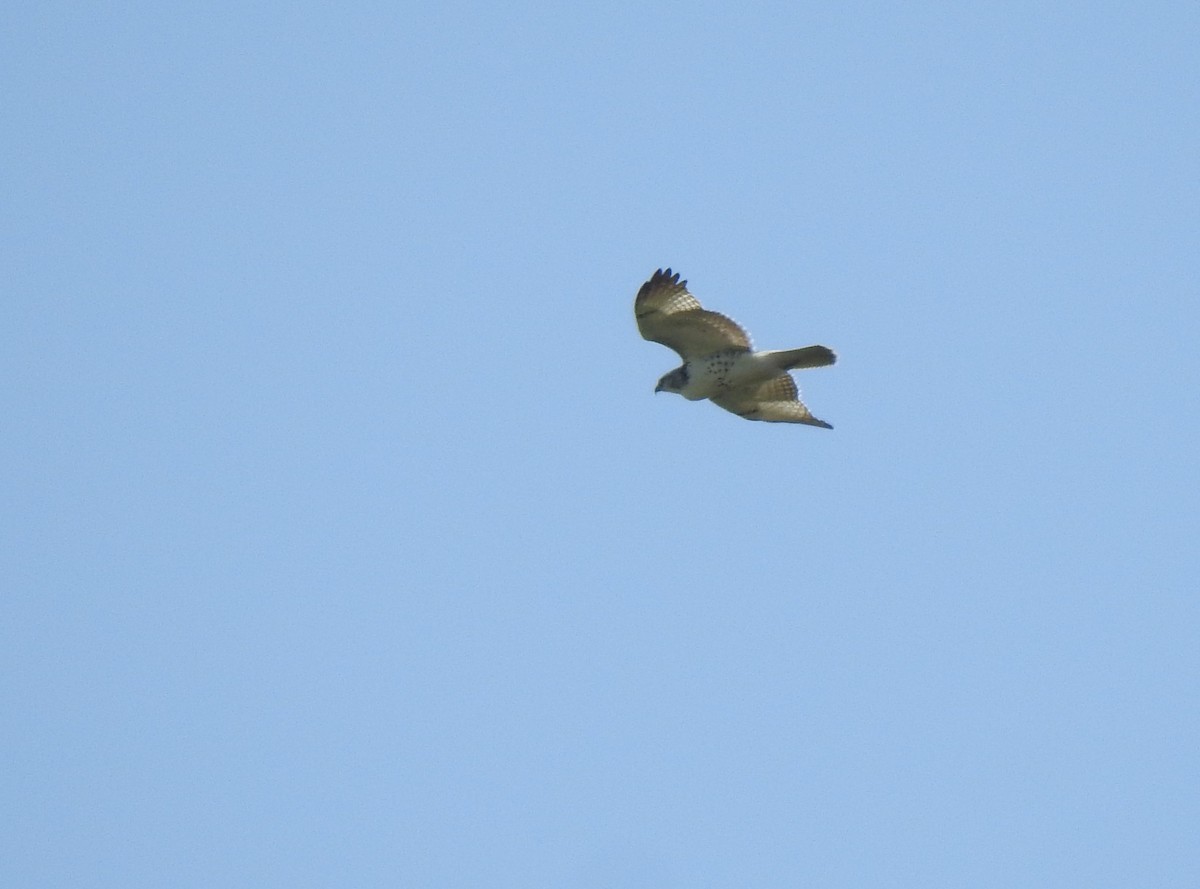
left=635, top=268, right=836, bottom=428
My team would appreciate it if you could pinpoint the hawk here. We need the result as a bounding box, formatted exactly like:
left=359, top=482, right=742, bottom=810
left=635, top=268, right=836, bottom=428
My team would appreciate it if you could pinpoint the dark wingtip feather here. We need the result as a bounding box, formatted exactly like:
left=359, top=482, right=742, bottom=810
left=637, top=267, right=685, bottom=303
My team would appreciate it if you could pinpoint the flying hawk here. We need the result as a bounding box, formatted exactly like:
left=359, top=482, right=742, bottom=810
left=635, top=268, right=836, bottom=428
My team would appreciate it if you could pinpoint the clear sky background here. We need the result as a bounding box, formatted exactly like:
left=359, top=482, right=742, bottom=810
left=4, top=2, right=1198, bottom=887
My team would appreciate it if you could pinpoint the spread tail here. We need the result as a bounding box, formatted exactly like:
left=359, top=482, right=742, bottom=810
left=770, top=345, right=837, bottom=370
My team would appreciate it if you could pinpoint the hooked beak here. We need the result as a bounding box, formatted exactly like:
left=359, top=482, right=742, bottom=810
left=654, top=381, right=664, bottom=394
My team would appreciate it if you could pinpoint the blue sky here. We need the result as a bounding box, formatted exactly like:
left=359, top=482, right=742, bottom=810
left=3, top=2, right=1198, bottom=886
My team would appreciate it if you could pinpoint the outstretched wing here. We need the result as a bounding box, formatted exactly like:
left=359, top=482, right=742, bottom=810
left=711, top=373, right=833, bottom=429
left=635, top=268, right=752, bottom=359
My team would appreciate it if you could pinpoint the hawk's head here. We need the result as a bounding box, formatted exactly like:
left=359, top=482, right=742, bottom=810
left=654, top=366, right=688, bottom=395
